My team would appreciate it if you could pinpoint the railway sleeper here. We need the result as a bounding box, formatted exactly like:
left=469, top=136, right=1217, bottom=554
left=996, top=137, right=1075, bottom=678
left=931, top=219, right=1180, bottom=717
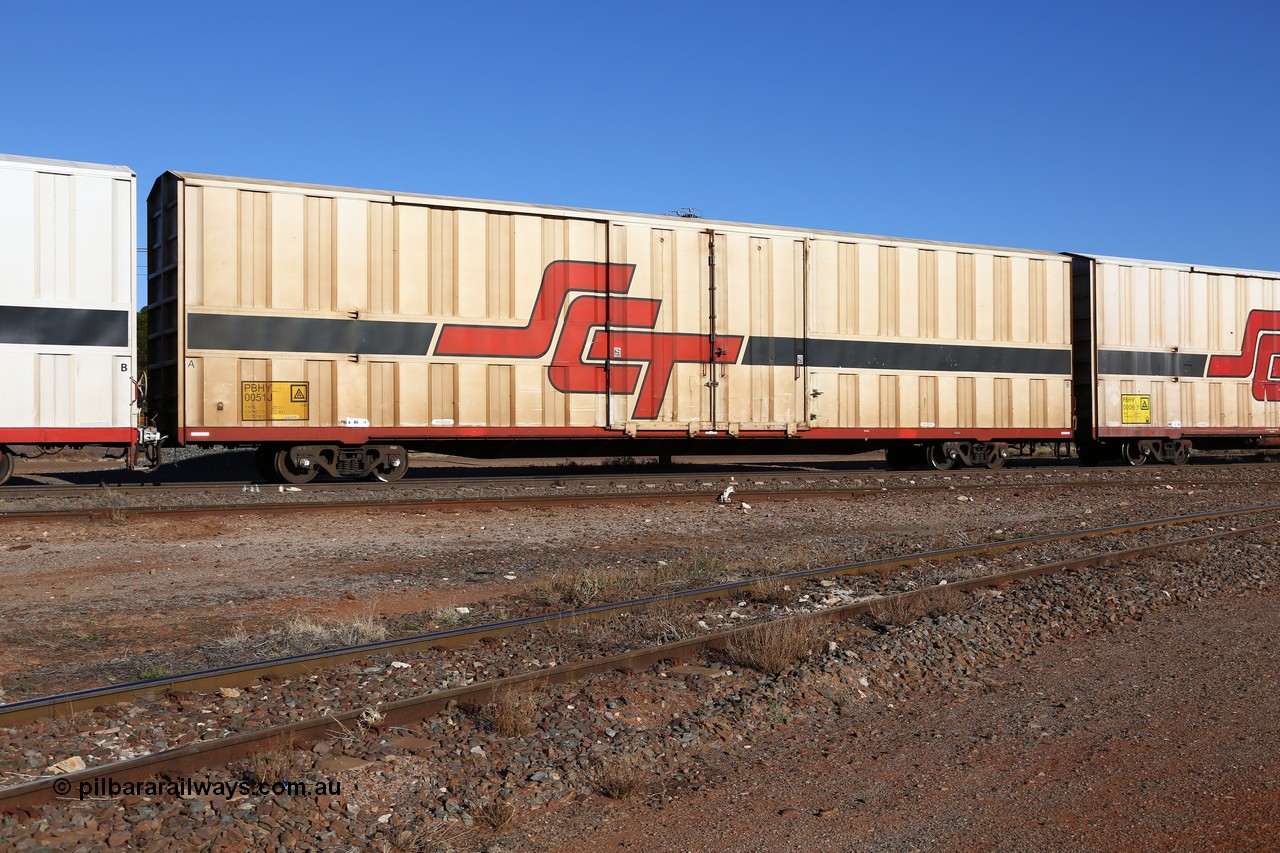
left=261, top=443, right=409, bottom=483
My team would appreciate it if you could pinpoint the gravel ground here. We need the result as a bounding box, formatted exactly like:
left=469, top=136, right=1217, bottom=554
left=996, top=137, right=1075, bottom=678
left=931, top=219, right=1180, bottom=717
left=0, top=459, right=1277, bottom=850
left=1, top=471, right=1272, bottom=697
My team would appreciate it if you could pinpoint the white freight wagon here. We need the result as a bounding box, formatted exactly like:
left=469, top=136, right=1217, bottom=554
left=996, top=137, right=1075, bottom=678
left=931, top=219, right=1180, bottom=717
left=0, top=154, right=153, bottom=485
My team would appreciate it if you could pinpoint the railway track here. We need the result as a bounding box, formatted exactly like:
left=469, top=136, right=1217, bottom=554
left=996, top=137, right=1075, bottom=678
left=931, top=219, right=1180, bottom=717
left=3, top=465, right=1279, bottom=523
left=2, top=503, right=1277, bottom=813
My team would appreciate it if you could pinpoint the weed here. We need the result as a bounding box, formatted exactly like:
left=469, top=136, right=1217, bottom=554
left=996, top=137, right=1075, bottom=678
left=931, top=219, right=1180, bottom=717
left=486, top=686, right=540, bottom=738
left=724, top=615, right=823, bottom=677
left=98, top=507, right=129, bottom=525
left=470, top=796, right=518, bottom=831
left=541, top=567, right=621, bottom=608
left=386, top=816, right=470, bottom=853
left=432, top=607, right=472, bottom=628
left=137, top=665, right=171, bottom=680
left=241, top=736, right=300, bottom=785
left=868, top=593, right=922, bottom=628
left=219, top=611, right=388, bottom=658
left=747, top=575, right=794, bottom=606
left=765, top=699, right=791, bottom=724
left=921, top=584, right=966, bottom=618
left=639, top=597, right=697, bottom=644
left=358, top=707, right=385, bottom=730
left=588, top=752, right=647, bottom=800
left=649, top=552, right=723, bottom=588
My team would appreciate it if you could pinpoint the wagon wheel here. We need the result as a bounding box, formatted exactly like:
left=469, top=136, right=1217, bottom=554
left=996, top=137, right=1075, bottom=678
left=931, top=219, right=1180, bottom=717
left=926, top=443, right=957, bottom=471
left=1169, top=442, right=1191, bottom=466
left=0, top=450, right=13, bottom=487
left=983, top=445, right=1007, bottom=469
left=274, top=448, right=318, bottom=484
left=373, top=452, right=409, bottom=482
left=1120, top=441, right=1148, bottom=467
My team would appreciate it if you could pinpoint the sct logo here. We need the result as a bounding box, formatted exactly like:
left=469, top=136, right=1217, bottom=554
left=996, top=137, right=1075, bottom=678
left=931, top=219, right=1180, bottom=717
left=1206, top=309, right=1280, bottom=401
left=434, top=261, right=744, bottom=419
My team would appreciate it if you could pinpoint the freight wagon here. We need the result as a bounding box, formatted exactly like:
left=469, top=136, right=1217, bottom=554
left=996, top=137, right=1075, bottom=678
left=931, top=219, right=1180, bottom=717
left=145, top=171, right=1077, bottom=482
left=1071, top=253, right=1280, bottom=465
left=0, top=154, right=158, bottom=486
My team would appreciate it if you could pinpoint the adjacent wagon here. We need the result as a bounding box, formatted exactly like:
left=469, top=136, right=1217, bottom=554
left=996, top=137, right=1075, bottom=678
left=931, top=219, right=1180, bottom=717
left=1070, top=253, right=1280, bottom=464
left=146, top=171, right=1074, bottom=481
left=0, top=154, right=152, bottom=485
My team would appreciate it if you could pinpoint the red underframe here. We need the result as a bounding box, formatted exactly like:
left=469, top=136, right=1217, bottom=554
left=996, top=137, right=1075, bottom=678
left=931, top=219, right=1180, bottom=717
left=1096, top=426, right=1280, bottom=438
left=180, top=426, right=1078, bottom=445
left=0, top=428, right=135, bottom=445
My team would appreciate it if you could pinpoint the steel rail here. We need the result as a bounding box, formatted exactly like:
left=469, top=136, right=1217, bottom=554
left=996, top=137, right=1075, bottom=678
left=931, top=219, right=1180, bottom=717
left=3, top=503, right=1276, bottom=730
left=2, top=514, right=1275, bottom=814
left=3, top=476, right=1278, bottom=524
left=5, top=456, right=1277, bottom=500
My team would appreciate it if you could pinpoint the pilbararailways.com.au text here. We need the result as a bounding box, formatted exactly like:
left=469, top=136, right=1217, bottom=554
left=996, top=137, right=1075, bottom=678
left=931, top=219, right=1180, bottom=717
left=55, top=776, right=342, bottom=800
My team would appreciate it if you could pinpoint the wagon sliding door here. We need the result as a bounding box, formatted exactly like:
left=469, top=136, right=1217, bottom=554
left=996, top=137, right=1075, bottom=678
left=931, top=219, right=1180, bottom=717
left=718, top=232, right=809, bottom=433
left=602, top=226, right=806, bottom=435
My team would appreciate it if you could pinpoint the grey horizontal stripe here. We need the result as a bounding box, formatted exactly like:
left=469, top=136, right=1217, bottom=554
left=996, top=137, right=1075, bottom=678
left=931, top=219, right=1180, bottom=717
left=1097, top=350, right=1207, bottom=377
left=0, top=306, right=129, bottom=348
left=188, top=313, right=437, bottom=356
left=744, top=337, right=1071, bottom=375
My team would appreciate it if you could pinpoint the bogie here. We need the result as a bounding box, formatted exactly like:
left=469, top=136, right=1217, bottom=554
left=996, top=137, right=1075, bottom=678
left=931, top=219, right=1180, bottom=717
left=262, top=444, right=409, bottom=483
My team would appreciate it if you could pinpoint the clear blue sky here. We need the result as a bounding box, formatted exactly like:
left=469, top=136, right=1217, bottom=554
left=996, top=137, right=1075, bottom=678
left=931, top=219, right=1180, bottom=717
left=5, top=1, right=1278, bottom=303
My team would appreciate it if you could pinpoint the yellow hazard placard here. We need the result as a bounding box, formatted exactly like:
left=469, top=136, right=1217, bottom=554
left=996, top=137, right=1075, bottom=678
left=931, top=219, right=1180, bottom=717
left=1120, top=394, right=1151, bottom=425
left=241, top=381, right=309, bottom=421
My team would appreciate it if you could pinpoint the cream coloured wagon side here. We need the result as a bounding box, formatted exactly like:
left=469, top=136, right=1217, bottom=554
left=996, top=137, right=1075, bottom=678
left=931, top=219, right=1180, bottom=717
left=0, top=154, right=154, bottom=486
left=147, top=170, right=1073, bottom=482
left=1071, top=253, right=1280, bottom=465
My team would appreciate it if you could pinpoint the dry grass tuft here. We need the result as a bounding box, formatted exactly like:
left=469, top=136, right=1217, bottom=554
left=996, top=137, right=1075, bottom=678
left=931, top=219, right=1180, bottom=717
left=724, top=615, right=823, bottom=677
left=431, top=607, right=472, bottom=628
left=540, top=552, right=757, bottom=611
left=357, top=706, right=384, bottom=730
left=747, top=575, right=794, bottom=606
left=471, top=796, right=518, bottom=830
left=487, top=686, right=540, bottom=738
left=386, top=820, right=470, bottom=853
left=921, top=583, right=966, bottom=617
left=540, top=567, right=629, bottom=608
left=638, top=597, right=698, bottom=644
left=219, top=611, right=388, bottom=658
left=648, top=552, right=725, bottom=588
left=588, top=753, right=648, bottom=800
left=868, top=593, right=923, bottom=628
left=241, top=736, right=301, bottom=785
left=98, top=507, right=129, bottom=525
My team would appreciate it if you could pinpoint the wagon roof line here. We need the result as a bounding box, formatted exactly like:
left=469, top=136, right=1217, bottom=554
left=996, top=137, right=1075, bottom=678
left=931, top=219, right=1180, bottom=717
left=1065, top=251, right=1280, bottom=281
left=159, top=170, right=1063, bottom=260
left=0, top=152, right=134, bottom=177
